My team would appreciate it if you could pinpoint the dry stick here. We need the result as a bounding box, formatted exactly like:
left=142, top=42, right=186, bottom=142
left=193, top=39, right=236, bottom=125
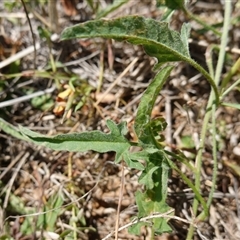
left=122, top=92, right=143, bottom=111
left=0, top=86, right=56, bottom=108
left=30, top=8, right=52, bottom=29
left=115, top=161, right=125, bottom=240
left=3, top=152, right=29, bottom=209
left=63, top=51, right=100, bottom=67
left=102, top=209, right=196, bottom=240
left=233, top=177, right=240, bottom=222
left=0, top=12, right=33, bottom=18
left=188, top=38, right=240, bottom=55
left=3, top=161, right=110, bottom=223
left=95, top=57, right=139, bottom=106
left=48, top=0, right=59, bottom=33
left=196, top=229, right=209, bottom=240
left=97, top=47, right=105, bottom=94
left=0, top=43, right=40, bottom=69
left=20, top=0, right=37, bottom=69
left=0, top=151, right=26, bottom=180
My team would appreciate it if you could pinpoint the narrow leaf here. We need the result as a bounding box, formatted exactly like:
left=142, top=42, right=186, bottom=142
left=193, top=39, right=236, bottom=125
left=221, top=102, right=240, bottom=110
left=61, top=16, right=190, bottom=64
left=20, top=120, right=130, bottom=162
left=0, top=118, right=29, bottom=141
left=134, top=66, right=173, bottom=141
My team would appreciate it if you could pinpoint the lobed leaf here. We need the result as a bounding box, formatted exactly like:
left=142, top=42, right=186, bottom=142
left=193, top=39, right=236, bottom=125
left=19, top=120, right=130, bottom=162
left=134, top=190, right=172, bottom=234
left=61, top=16, right=190, bottom=64
left=131, top=150, right=172, bottom=234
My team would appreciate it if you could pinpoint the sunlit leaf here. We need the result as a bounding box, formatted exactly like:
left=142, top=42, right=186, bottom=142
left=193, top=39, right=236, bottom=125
left=134, top=66, right=173, bottom=143
left=61, top=16, right=190, bottom=64
left=221, top=102, right=240, bottom=110
left=20, top=120, right=130, bottom=162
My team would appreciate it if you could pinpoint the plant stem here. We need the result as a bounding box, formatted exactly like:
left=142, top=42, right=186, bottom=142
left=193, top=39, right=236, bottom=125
left=214, top=2, right=232, bottom=86
left=20, top=0, right=36, bottom=69
left=221, top=57, right=240, bottom=93
left=182, top=7, right=221, bottom=36
left=185, top=57, right=219, bottom=105
left=207, top=104, right=217, bottom=208
left=186, top=96, right=212, bottom=238
left=207, top=0, right=232, bottom=211
left=222, top=77, right=240, bottom=97
left=167, top=156, right=208, bottom=216
left=186, top=1, right=232, bottom=239
left=205, top=45, right=215, bottom=79
left=48, top=0, right=59, bottom=33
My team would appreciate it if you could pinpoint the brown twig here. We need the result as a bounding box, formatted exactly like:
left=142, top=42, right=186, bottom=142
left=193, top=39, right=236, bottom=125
left=20, top=0, right=36, bottom=69
left=102, top=209, right=197, bottom=240
left=48, top=0, right=59, bottom=33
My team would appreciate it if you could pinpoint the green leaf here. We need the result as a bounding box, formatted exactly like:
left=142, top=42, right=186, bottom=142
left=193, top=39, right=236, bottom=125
left=128, top=220, right=149, bottom=235
left=221, top=102, right=240, bottom=110
left=149, top=117, right=167, bottom=138
left=20, top=192, right=64, bottom=235
left=41, top=193, right=64, bottom=231
left=60, top=15, right=219, bottom=103
left=61, top=16, right=190, bottom=64
left=180, top=21, right=191, bottom=55
left=134, top=66, right=173, bottom=142
left=123, top=152, right=145, bottom=170
left=19, top=120, right=130, bottom=162
left=140, top=151, right=170, bottom=198
left=131, top=151, right=171, bottom=234
left=156, top=0, right=185, bottom=9
left=180, top=135, right=195, bottom=149
left=139, top=166, right=159, bottom=189
left=134, top=190, right=172, bottom=234
left=0, top=118, right=30, bottom=142
left=31, top=94, right=54, bottom=111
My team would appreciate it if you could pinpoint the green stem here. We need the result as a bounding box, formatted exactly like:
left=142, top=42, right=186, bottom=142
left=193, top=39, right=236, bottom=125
left=186, top=1, right=232, bottom=239
left=186, top=98, right=212, bottom=238
left=221, top=57, right=240, bottom=93
left=1, top=71, right=77, bottom=82
left=205, top=46, right=215, bottom=79
left=185, top=57, right=219, bottom=105
left=164, top=150, right=196, bottom=173
left=214, top=3, right=232, bottom=86
left=182, top=7, right=221, bottom=36
left=207, top=104, right=217, bottom=208
left=166, top=156, right=208, bottom=216
left=222, top=77, right=240, bottom=97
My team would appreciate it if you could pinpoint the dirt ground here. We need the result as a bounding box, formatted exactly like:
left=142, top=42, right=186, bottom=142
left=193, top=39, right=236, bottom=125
left=0, top=0, right=240, bottom=239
